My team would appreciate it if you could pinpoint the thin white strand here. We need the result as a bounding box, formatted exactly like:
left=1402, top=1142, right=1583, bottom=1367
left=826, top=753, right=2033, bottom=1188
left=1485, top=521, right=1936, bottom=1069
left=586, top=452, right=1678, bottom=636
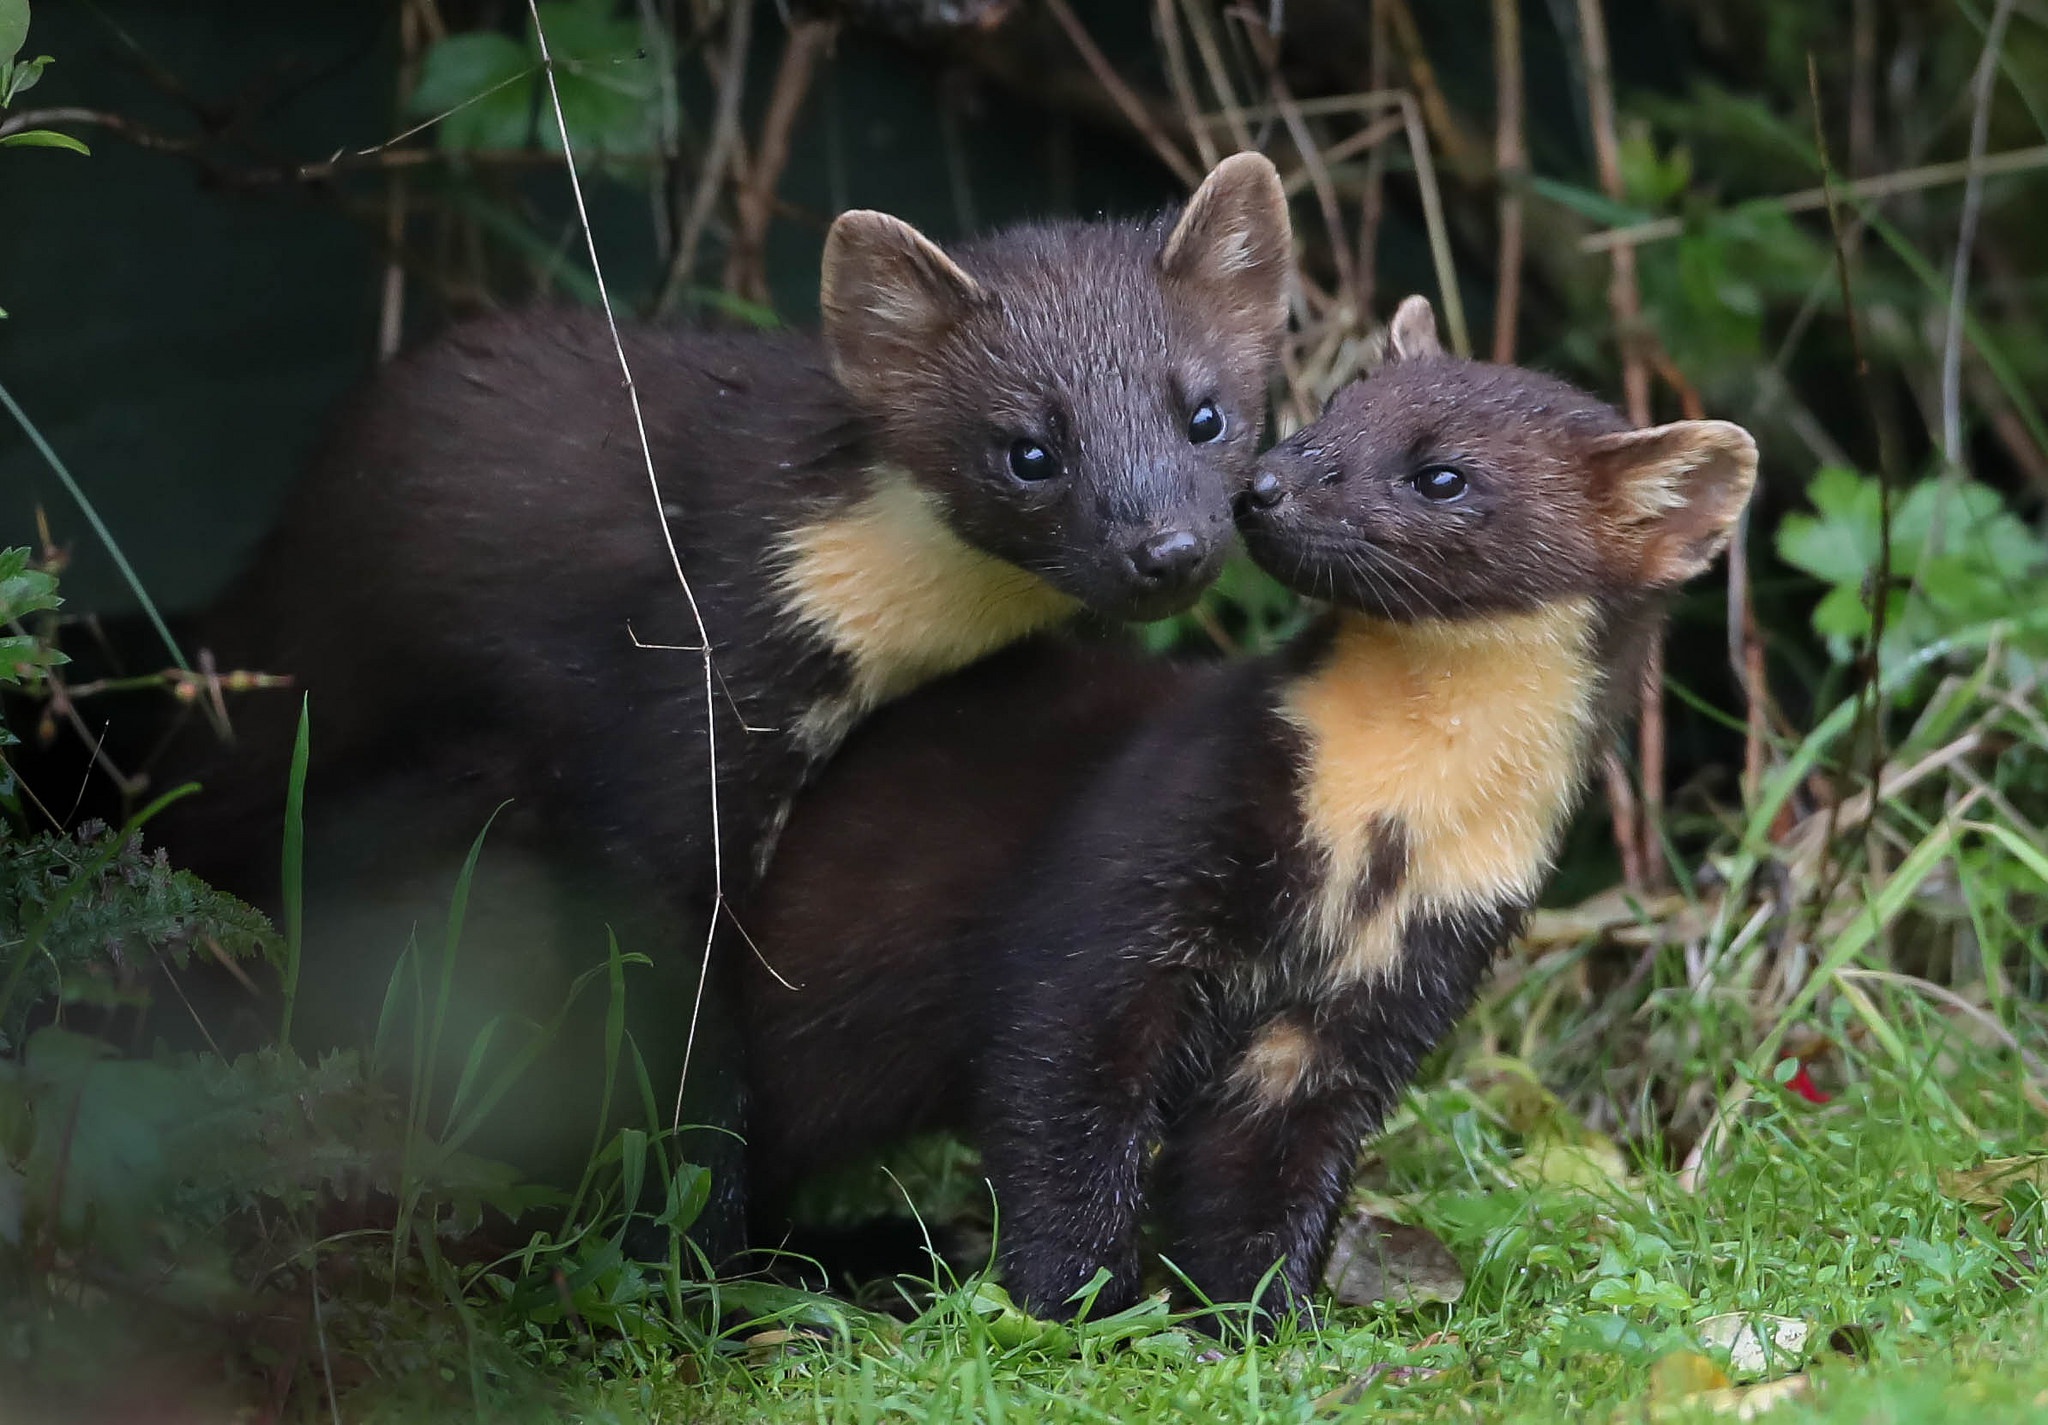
left=527, top=2, right=726, bottom=1132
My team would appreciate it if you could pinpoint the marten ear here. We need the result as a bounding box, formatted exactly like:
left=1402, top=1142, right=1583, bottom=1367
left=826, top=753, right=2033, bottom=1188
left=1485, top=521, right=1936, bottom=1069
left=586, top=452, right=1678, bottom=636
left=1588, top=419, right=1759, bottom=587
left=1361, top=295, right=1444, bottom=372
left=1159, top=151, right=1292, bottom=340
left=821, top=211, right=989, bottom=403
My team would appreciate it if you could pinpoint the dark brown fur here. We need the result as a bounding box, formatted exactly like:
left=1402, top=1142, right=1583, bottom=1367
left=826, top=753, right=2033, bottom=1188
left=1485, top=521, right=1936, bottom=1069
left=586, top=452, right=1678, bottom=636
left=738, top=297, right=1757, bottom=1319
left=142, top=159, right=1294, bottom=1257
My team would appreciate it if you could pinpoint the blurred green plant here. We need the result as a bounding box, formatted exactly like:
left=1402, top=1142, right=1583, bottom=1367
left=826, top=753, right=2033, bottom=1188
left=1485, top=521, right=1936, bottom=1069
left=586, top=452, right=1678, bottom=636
left=0, top=0, right=83, bottom=153
left=1776, top=467, right=2048, bottom=680
left=410, top=0, right=661, bottom=165
left=0, top=822, right=277, bottom=1052
left=0, top=546, right=64, bottom=695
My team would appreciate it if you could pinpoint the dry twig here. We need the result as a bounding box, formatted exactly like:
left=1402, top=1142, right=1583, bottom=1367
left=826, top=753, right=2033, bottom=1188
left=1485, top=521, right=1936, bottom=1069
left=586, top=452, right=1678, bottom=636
left=655, top=0, right=756, bottom=316
left=1490, top=0, right=1525, bottom=364
left=1045, top=0, right=1201, bottom=188
left=724, top=18, right=837, bottom=304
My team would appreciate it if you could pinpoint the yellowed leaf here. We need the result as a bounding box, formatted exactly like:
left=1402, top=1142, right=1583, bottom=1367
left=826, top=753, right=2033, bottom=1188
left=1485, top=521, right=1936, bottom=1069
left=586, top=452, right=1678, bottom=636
left=1650, top=1349, right=1732, bottom=1402
left=1511, top=1136, right=1633, bottom=1191
left=1938, top=1155, right=2048, bottom=1206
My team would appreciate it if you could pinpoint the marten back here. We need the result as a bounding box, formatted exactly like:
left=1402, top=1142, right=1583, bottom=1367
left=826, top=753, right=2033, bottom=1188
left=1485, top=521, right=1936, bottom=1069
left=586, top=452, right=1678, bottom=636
left=124, top=159, right=1295, bottom=1263
left=739, top=297, right=1757, bottom=1319
left=739, top=636, right=1205, bottom=1220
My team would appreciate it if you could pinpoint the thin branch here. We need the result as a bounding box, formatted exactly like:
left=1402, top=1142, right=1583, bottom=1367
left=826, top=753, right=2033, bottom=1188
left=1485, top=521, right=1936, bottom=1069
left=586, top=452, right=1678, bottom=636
left=1378, top=0, right=1487, bottom=178
left=1490, top=0, right=1525, bottom=364
left=0, top=105, right=200, bottom=151
left=1236, top=9, right=1358, bottom=300
left=1576, top=0, right=1657, bottom=888
left=1939, top=0, right=2017, bottom=481
left=1157, top=0, right=1220, bottom=170
left=1796, top=54, right=1897, bottom=953
left=1581, top=144, right=2048, bottom=252
left=1355, top=0, right=1390, bottom=316
left=724, top=18, right=836, bottom=304
left=1179, top=0, right=1255, bottom=155
left=1046, top=0, right=1201, bottom=188
left=655, top=0, right=756, bottom=317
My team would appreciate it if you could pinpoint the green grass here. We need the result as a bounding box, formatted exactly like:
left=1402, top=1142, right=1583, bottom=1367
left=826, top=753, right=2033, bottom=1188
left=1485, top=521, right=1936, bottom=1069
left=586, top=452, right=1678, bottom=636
left=517, top=1030, right=2044, bottom=1425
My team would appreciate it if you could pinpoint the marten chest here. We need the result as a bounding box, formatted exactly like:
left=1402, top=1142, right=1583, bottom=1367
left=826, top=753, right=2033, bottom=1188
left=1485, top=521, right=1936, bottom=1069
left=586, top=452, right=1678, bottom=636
left=1275, top=603, right=1599, bottom=988
left=770, top=467, right=1078, bottom=760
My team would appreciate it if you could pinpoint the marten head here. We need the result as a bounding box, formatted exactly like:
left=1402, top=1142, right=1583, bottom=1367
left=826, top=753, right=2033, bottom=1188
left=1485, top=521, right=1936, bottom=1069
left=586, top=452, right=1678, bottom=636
left=1238, top=295, right=1757, bottom=622
left=821, top=153, right=1292, bottom=623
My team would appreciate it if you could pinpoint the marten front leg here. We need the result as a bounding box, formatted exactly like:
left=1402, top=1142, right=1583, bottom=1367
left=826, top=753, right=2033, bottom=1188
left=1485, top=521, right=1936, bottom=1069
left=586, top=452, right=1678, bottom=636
left=1152, top=1013, right=1389, bottom=1326
left=976, top=951, right=1188, bottom=1321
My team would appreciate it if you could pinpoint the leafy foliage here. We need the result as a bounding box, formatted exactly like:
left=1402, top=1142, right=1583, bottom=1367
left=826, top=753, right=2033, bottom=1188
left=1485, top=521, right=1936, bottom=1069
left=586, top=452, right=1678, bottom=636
left=1777, top=468, right=2048, bottom=677
left=0, top=821, right=277, bottom=1051
left=410, top=0, right=661, bottom=165
left=0, top=545, right=65, bottom=699
left=0, top=0, right=83, bottom=153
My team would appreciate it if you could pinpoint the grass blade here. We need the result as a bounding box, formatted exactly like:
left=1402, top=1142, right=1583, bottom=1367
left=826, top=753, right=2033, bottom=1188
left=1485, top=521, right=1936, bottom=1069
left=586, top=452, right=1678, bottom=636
left=0, top=376, right=188, bottom=673
left=278, top=695, right=310, bottom=1050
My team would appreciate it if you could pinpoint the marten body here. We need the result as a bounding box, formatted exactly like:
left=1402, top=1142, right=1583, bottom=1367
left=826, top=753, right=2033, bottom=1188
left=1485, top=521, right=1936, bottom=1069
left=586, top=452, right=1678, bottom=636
left=741, top=297, right=1757, bottom=1319
left=142, top=156, right=1293, bottom=1255
left=166, top=155, right=1291, bottom=906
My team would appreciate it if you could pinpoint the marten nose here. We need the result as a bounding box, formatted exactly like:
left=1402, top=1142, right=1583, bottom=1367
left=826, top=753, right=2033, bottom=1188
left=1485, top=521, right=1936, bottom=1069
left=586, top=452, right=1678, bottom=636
left=1243, top=468, right=1287, bottom=510
left=1129, top=528, right=1205, bottom=586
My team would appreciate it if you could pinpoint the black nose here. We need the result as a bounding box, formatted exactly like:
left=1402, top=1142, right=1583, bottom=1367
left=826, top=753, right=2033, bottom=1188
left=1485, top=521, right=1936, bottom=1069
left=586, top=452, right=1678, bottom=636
left=1243, top=468, right=1287, bottom=511
left=1129, top=528, right=1205, bottom=586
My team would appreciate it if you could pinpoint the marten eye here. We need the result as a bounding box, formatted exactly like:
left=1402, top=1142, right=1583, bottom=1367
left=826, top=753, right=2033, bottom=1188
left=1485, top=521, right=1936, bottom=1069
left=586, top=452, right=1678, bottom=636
left=1008, top=438, right=1060, bottom=482
left=1410, top=465, right=1468, bottom=502
left=1187, top=401, right=1227, bottom=444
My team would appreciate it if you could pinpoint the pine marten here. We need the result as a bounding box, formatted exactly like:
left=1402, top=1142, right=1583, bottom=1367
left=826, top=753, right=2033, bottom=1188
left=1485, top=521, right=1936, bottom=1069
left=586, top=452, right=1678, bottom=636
left=167, top=151, right=1291, bottom=901
left=739, top=295, right=1757, bottom=1320
left=140, top=154, right=1292, bottom=1258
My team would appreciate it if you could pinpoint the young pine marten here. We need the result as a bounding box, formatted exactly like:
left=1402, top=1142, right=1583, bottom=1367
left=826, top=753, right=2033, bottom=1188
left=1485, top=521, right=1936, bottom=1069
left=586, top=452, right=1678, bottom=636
left=144, top=155, right=1292, bottom=1252
left=738, top=296, right=1757, bottom=1320
left=167, top=152, right=1291, bottom=912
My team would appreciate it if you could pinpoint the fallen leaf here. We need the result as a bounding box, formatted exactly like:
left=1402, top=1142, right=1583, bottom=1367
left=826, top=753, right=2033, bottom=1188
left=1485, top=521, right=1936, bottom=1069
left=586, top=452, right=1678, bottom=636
left=1512, top=1135, right=1634, bottom=1191
left=743, top=1328, right=825, bottom=1363
left=1650, top=1349, right=1733, bottom=1400
left=1688, top=1376, right=1811, bottom=1419
left=1313, top=1361, right=1446, bottom=1410
left=1322, top=1212, right=1466, bottom=1308
left=1938, top=1155, right=2048, bottom=1207
left=1522, top=888, right=1689, bottom=951
left=1696, top=1313, right=1810, bottom=1377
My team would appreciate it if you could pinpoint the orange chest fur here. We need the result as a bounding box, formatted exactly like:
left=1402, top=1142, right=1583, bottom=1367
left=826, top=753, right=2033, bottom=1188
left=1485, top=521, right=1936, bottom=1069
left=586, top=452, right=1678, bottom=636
left=1279, top=602, right=1599, bottom=985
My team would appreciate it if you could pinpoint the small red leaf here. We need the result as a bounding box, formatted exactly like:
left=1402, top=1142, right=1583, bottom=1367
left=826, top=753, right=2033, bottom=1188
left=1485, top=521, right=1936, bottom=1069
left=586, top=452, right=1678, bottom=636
left=1782, top=1060, right=1830, bottom=1105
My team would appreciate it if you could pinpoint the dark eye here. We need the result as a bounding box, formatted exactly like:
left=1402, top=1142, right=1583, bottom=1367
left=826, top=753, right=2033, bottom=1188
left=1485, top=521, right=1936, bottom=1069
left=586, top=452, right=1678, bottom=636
left=1187, top=401, right=1227, bottom=444
left=1410, top=465, right=1467, bottom=502
left=1008, top=438, right=1060, bottom=482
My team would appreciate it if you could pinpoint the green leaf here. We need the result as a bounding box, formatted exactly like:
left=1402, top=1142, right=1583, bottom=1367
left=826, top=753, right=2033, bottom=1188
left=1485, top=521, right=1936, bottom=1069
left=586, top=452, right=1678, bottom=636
left=410, top=31, right=534, bottom=152
left=0, top=127, right=85, bottom=154
left=1775, top=467, right=1880, bottom=585
left=2, top=52, right=48, bottom=105
left=0, top=0, right=29, bottom=69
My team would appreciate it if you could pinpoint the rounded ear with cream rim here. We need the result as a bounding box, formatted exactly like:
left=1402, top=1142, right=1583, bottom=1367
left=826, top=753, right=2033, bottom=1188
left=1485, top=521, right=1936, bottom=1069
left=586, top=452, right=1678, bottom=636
left=821, top=211, right=987, bottom=404
left=1588, top=419, right=1759, bottom=587
left=1159, top=151, right=1293, bottom=339
left=1362, top=294, right=1444, bottom=373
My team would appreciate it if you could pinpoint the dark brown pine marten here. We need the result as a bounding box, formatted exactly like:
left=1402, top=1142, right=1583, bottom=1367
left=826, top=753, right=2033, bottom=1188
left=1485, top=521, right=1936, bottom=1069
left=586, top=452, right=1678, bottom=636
left=168, top=152, right=1291, bottom=907
left=145, top=156, right=1293, bottom=1252
left=739, top=295, right=1757, bottom=1320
